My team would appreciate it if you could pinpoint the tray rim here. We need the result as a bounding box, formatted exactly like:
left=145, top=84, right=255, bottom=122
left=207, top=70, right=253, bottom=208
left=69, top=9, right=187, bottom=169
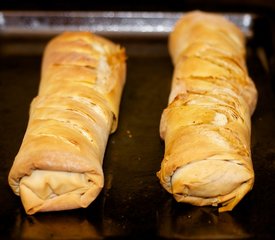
left=0, top=10, right=256, bottom=38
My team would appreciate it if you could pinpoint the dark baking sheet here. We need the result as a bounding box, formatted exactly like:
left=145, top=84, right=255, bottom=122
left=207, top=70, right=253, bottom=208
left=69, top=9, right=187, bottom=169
left=0, top=11, right=275, bottom=239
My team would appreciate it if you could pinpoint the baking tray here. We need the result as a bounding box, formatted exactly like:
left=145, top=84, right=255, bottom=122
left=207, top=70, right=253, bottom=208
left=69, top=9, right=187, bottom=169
left=0, top=11, right=275, bottom=239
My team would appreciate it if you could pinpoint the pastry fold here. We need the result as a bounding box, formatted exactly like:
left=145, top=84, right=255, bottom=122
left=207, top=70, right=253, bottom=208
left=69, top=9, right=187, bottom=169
left=157, top=11, right=257, bottom=212
left=8, top=32, right=126, bottom=214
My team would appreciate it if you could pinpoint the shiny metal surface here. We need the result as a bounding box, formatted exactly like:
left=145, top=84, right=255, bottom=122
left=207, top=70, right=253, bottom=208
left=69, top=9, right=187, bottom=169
left=0, top=11, right=255, bottom=37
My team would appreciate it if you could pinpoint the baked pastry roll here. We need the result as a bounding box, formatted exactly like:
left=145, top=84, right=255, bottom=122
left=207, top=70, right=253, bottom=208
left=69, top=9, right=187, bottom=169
left=157, top=11, right=257, bottom=212
left=8, top=32, right=126, bottom=214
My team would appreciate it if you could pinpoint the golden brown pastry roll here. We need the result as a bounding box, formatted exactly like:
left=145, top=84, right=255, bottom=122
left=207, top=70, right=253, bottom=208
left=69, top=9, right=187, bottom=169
left=8, top=32, right=126, bottom=214
left=157, top=11, right=257, bottom=212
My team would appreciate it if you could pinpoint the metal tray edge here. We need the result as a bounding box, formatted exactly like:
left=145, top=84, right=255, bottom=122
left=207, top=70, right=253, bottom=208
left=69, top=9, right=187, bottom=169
left=0, top=11, right=256, bottom=38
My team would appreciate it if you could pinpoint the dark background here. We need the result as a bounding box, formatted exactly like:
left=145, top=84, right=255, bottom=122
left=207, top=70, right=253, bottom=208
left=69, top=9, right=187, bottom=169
left=0, top=0, right=275, bottom=14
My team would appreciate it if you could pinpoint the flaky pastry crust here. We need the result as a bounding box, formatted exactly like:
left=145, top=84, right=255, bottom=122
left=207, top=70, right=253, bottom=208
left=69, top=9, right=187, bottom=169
left=157, top=11, right=257, bottom=212
left=8, top=32, right=126, bottom=214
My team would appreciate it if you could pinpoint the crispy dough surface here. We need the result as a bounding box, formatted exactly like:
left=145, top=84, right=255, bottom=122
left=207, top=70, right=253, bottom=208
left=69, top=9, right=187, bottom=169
left=157, top=11, right=257, bottom=212
left=8, top=32, right=126, bottom=214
